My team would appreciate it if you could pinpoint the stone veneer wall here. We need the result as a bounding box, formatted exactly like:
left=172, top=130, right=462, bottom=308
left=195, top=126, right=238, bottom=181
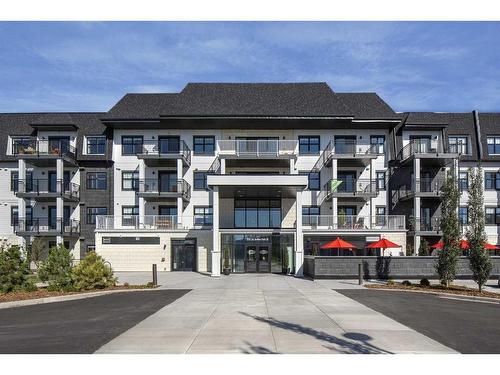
left=304, top=256, right=500, bottom=279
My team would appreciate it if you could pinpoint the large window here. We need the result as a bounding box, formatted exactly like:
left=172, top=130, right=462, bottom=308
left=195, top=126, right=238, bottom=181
left=193, top=136, right=215, bottom=155
left=11, top=205, right=32, bottom=226
left=193, top=172, right=208, bottom=190
left=449, top=136, right=468, bottom=154
left=376, top=171, right=386, bottom=190
left=307, top=172, right=320, bottom=191
left=485, top=172, right=500, bottom=190
left=485, top=207, right=500, bottom=225
left=122, top=206, right=139, bottom=226
left=122, top=171, right=139, bottom=191
left=86, top=172, right=107, bottom=190
left=459, top=207, right=469, bottom=225
left=302, top=206, right=320, bottom=216
left=86, top=207, right=108, bottom=224
left=459, top=172, right=469, bottom=191
left=11, top=171, right=33, bottom=191
left=235, top=199, right=281, bottom=228
left=86, top=136, right=106, bottom=155
left=194, top=206, right=213, bottom=226
left=370, top=136, right=386, bottom=154
left=121, top=136, right=143, bottom=155
left=487, top=137, right=500, bottom=155
left=298, top=136, right=320, bottom=155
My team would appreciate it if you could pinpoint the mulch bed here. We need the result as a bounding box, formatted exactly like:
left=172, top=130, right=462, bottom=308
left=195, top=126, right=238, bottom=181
left=0, top=285, right=155, bottom=303
left=364, top=282, right=500, bottom=299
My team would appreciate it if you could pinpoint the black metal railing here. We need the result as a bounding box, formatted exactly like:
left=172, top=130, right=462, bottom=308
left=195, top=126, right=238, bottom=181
left=408, top=217, right=441, bottom=232
left=139, top=139, right=191, bottom=165
left=15, top=179, right=80, bottom=199
left=14, top=218, right=80, bottom=235
left=413, top=177, right=445, bottom=194
left=12, top=139, right=77, bottom=160
left=139, top=178, right=191, bottom=200
left=324, top=178, right=377, bottom=194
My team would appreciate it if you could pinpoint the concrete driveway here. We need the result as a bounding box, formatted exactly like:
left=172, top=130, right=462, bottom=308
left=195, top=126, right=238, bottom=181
left=98, top=273, right=455, bottom=354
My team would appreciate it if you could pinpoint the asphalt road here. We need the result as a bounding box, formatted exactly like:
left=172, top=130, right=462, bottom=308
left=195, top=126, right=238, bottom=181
left=338, top=289, right=500, bottom=354
left=0, top=289, right=190, bottom=354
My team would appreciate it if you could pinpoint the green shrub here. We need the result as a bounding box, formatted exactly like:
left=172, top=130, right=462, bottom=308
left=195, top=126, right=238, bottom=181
left=419, top=278, right=431, bottom=287
left=387, top=278, right=395, bottom=285
left=402, top=280, right=412, bottom=286
left=73, top=252, right=116, bottom=291
left=0, top=245, right=35, bottom=293
left=38, top=245, right=75, bottom=292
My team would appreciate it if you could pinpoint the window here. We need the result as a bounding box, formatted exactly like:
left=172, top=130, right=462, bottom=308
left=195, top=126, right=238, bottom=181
left=487, top=137, right=500, bottom=155
left=376, top=207, right=386, bottom=216
left=193, top=136, right=215, bottom=155
left=86, top=136, right=106, bottom=155
left=376, top=171, right=386, bottom=190
left=86, top=207, right=108, bottom=225
left=10, top=171, right=33, bottom=191
left=234, top=199, right=281, bottom=228
left=449, top=136, right=468, bottom=154
left=485, top=172, right=500, bottom=190
left=86, top=172, right=107, bottom=190
left=459, top=207, right=469, bottom=225
left=302, top=206, right=320, bottom=216
left=194, top=206, right=213, bottom=226
left=370, top=136, right=386, bottom=154
left=307, top=172, right=320, bottom=191
left=485, top=207, right=500, bottom=225
left=49, top=241, right=70, bottom=250
left=298, top=136, right=320, bottom=155
left=122, top=171, right=139, bottom=191
left=121, top=136, right=143, bottom=155
left=375, top=206, right=386, bottom=225
left=11, top=205, right=32, bottom=226
left=459, top=172, right=469, bottom=191
left=122, top=206, right=139, bottom=226
left=193, top=172, right=208, bottom=190
left=86, top=245, right=96, bottom=253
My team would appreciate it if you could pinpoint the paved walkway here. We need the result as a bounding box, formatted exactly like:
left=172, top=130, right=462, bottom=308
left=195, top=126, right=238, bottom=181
left=97, top=273, right=455, bottom=354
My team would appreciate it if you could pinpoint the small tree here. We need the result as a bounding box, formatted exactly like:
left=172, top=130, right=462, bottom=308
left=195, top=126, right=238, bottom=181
left=0, top=244, right=36, bottom=293
left=73, top=252, right=116, bottom=291
left=38, top=245, right=75, bottom=291
left=436, top=169, right=461, bottom=287
left=27, top=238, right=46, bottom=269
left=418, top=239, right=430, bottom=256
left=466, top=166, right=492, bottom=292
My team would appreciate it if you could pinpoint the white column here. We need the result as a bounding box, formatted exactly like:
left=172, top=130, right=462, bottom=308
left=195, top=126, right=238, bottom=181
left=176, top=158, right=183, bottom=225
left=56, top=158, right=64, bottom=245
left=289, top=159, right=297, bottom=174
left=220, top=158, right=226, bottom=174
left=138, top=159, right=145, bottom=225
left=17, top=160, right=27, bottom=249
left=295, top=188, right=304, bottom=277
left=211, top=186, right=220, bottom=277
left=413, top=158, right=421, bottom=256
left=331, top=159, right=338, bottom=227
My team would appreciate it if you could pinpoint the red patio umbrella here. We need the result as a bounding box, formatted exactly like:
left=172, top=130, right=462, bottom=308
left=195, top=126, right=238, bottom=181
left=430, top=240, right=444, bottom=249
left=366, top=238, right=401, bottom=256
left=320, top=237, right=357, bottom=256
left=431, top=239, right=498, bottom=250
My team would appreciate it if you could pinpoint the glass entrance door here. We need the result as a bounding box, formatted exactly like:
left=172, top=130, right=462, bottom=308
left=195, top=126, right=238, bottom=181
left=171, top=239, right=196, bottom=271
left=257, top=246, right=270, bottom=272
left=245, top=246, right=257, bottom=272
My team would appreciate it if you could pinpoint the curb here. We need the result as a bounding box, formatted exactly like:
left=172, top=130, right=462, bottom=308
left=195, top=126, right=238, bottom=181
left=0, top=287, right=160, bottom=310
left=363, top=285, right=500, bottom=303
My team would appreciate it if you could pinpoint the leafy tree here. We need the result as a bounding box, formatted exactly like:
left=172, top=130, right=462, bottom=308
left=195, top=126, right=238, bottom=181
left=418, top=238, right=430, bottom=256
left=27, top=238, right=46, bottom=269
left=38, top=245, right=75, bottom=291
left=73, top=251, right=116, bottom=291
left=466, top=166, right=492, bottom=292
left=0, top=244, right=36, bottom=293
left=436, top=169, right=461, bottom=287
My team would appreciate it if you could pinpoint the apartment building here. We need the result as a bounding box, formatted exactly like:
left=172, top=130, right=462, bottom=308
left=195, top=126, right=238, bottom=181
left=0, top=83, right=498, bottom=276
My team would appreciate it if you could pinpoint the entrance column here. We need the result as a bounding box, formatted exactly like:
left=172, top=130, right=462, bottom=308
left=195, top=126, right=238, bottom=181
left=56, top=158, right=64, bottom=245
left=295, top=188, right=304, bottom=277
left=331, top=159, right=338, bottom=227
left=211, top=186, right=221, bottom=277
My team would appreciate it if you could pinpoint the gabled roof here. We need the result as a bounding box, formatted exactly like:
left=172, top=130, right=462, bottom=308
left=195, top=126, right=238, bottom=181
left=335, top=93, right=400, bottom=120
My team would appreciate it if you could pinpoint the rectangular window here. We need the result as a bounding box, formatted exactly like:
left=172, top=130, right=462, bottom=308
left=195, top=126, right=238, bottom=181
left=370, top=136, right=386, bottom=154
left=234, top=199, right=281, bottom=228
left=485, top=172, right=500, bottom=190
left=122, top=171, right=139, bottom=191
left=376, top=171, right=386, bottom=190
left=11, top=205, right=32, bottom=226
left=122, top=206, right=139, bottom=226
left=193, top=136, right=215, bottom=155
left=86, top=172, right=107, bottom=190
left=298, top=136, right=320, bottom=155
left=86, top=207, right=108, bottom=225
left=121, top=136, right=143, bottom=155
left=86, top=136, right=106, bottom=155
left=485, top=207, right=500, bottom=225
left=375, top=206, right=386, bottom=225
left=86, top=245, right=96, bottom=253
left=302, top=206, right=320, bottom=216
left=449, top=136, right=468, bottom=154
left=193, top=172, right=208, bottom=190
left=194, top=206, right=213, bottom=226
left=376, top=206, right=386, bottom=216
left=459, top=172, right=469, bottom=191
left=487, top=137, right=500, bottom=155
left=307, top=172, right=320, bottom=191
left=10, top=171, right=33, bottom=191
left=459, top=207, right=469, bottom=225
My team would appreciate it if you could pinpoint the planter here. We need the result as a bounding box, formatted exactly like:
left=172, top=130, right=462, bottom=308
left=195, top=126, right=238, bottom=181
left=223, top=268, right=231, bottom=276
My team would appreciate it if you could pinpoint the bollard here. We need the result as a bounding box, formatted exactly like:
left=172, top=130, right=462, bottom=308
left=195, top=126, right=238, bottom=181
left=358, top=263, right=363, bottom=285
left=152, top=264, right=158, bottom=286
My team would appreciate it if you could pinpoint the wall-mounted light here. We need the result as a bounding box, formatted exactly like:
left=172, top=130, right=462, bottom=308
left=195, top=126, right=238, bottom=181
left=359, top=136, right=362, bottom=139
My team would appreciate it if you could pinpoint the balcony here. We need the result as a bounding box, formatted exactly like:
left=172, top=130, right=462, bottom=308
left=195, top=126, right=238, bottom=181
left=395, top=177, right=444, bottom=201
left=12, top=139, right=77, bottom=166
left=137, top=179, right=191, bottom=201
left=318, top=178, right=377, bottom=204
left=217, top=140, right=298, bottom=159
left=397, top=140, right=459, bottom=166
left=408, top=217, right=442, bottom=235
left=313, top=140, right=379, bottom=170
left=96, top=215, right=187, bottom=231
left=14, top=218, right=80, bottom=237
left=137, top=140, right=191, bottom=167
left=302, top=215, right=406, bottom=232
left=15, top=179, right=80, bottom=201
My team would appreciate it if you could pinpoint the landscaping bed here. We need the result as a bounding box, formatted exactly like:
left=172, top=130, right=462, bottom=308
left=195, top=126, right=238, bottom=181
left=365, top=282, right=500, bottom=299
left=0, top=284, right=156, bottom=303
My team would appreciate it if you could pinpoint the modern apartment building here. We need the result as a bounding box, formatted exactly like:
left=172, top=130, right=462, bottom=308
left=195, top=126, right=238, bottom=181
left=0, top=83, right=498, bottom=276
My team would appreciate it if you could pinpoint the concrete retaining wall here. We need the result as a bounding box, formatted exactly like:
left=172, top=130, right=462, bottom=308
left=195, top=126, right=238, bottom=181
left=304, top=256, right=500, bottom=279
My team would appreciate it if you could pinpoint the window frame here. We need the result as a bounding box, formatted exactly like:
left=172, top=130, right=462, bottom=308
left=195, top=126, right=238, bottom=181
left=86, top=207, right=108, bottom=225
left=306, top=171, right=320, bottom=191
left=121, top=135, right=143, bottom=156
left=484, top=172, right=500, bottom=191
left=458, top=171, right=469, bottom=191
left=448, top=135, right=469, bottom=154
left=298, top=136, right=320, bottom=155
left=376, top=171, right=386, bottom=190
left=370, top=135, right=386, bottom=154
left=485, top=207, right=500, bottom=225
left=86, top=136, right=106, bottom=155
left=234, top=199, right=281, bottom=229
left=121, top=170, right=139, bottom=191
left=487, top=136, right=500, bottom=155
left=194, top=206, right=213, bottom=226
left=302, top=206, right=320, bottom=216
left=121, top=206, right=139, bottom=226
left=193, top=171, right=209, bottom=190
left=86, top=172, right=107, bottom=190
left=193, top=136, right=215, bottom=155
left=458, top=206, right=469, bottom=225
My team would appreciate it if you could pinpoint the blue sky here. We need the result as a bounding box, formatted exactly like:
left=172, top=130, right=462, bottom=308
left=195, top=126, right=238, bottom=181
left=1, top=21, right=500, bottom=113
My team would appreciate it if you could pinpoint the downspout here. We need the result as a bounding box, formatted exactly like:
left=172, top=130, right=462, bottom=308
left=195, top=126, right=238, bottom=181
left=473, top=110, right=483, bottom=161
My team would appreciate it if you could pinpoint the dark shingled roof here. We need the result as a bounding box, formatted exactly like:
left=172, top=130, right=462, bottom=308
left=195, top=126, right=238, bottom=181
left=31, top=113, right=76, bottom=125
left=103, top=82, right=399, bottom=120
